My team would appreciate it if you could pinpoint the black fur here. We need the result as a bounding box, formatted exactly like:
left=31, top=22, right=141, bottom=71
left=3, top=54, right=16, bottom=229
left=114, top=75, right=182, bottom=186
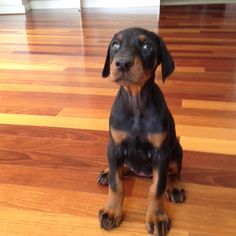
left=102, top=27, right=175, bottom=82
left=103, top=27, right=182, bottom=196
left=99, top=28, right=183, bottom=234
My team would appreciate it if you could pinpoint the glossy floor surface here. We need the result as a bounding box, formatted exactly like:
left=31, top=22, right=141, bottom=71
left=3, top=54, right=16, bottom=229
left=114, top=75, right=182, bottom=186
left=0, top=4, right=236, bottom=236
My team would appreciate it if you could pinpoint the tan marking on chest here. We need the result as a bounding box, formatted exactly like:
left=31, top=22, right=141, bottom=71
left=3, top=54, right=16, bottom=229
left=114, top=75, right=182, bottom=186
left=110, top=127, right=129, bottom=145
left=147, top=132, right=167, bottom=149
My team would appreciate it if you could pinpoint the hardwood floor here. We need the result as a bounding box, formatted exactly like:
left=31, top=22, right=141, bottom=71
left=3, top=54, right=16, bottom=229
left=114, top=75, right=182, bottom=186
left=0, top=4, right=236, bottom=236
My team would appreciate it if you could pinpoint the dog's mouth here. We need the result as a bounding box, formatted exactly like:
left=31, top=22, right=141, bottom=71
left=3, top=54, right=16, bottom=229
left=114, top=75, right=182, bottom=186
left=111, top=72, right=139, bottom=85
left=113, top=77, right=136, bottom=85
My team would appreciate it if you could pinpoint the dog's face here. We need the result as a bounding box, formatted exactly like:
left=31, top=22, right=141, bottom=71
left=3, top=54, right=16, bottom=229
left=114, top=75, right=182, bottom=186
left=102, top=27, right=175, bottom=85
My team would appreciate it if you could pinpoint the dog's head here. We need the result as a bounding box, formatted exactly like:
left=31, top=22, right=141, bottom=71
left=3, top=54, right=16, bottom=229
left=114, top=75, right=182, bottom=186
left=102, top=27, right=175, bottom=86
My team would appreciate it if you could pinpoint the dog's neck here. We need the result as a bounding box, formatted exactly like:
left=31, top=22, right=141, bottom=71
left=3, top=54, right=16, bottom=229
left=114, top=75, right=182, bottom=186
left=124, top=84, right=142, bottom=97
left=122, top=77, right=155, bottom=113
left=123, top=84, right=142, bottom=110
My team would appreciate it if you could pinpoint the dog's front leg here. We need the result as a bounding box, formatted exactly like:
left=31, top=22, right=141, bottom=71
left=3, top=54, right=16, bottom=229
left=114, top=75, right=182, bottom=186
left=146, top=154, right=170, bottom=236
left=99, top=141, right=124, bottom=230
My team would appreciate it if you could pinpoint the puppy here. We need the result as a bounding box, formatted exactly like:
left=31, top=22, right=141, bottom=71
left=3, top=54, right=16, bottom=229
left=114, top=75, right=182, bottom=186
left=97, top=27, right=185, bottom=236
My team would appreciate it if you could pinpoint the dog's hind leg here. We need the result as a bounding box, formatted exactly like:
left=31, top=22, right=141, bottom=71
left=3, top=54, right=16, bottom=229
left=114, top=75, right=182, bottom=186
left=97, top=168, right=110, bottom=186
left=97, top=166, right=131, bottom=186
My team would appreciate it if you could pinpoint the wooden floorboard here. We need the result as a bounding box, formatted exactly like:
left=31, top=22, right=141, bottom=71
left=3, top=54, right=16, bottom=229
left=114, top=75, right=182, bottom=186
left=0, top=4, right=236, bottom=236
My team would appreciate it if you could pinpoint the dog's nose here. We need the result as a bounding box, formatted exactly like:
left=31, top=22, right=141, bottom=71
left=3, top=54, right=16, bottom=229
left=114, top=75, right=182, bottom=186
left=115, top=58, right=134, bottom=72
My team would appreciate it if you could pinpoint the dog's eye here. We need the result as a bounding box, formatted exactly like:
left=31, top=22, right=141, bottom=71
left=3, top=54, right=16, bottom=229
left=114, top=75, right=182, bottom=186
left=112, top=41, right=120, bottom=51
left=142, top=42, right=152, bottom=51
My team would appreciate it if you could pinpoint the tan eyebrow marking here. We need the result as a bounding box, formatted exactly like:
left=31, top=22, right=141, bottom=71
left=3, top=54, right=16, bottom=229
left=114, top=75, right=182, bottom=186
left=117, top=33, right=123, bottom=42
left=139, top=34, right=146, bottom=43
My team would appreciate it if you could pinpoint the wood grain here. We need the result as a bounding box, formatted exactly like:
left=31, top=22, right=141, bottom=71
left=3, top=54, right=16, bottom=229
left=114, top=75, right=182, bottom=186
left=0, top=4, right=236, bottom=236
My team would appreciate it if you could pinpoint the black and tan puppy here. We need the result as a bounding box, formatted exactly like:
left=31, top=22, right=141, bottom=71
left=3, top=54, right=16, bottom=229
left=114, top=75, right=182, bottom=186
left=97, top=27, right=185, bottom=236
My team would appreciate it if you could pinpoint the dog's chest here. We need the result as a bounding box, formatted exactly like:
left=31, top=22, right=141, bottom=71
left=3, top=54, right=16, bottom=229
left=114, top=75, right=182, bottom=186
left=121, top=132, right=154, bottom=177
left=111, top=103, right=162, bottom=177
left=111, top=101, right=162, bottom=135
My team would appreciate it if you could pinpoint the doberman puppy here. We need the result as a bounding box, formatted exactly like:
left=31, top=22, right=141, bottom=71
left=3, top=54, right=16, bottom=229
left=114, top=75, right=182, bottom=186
left=97, top=27, right=185, bottom=236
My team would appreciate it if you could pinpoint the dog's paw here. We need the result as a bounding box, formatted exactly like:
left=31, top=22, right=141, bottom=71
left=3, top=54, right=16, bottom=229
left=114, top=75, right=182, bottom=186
left=98, top=208, right=123, bottom=230
left=97, top=170, right=109, bottom=186
left=166, top=188, right=185, bottom=203
left=146, top=211, right=170, bottom=236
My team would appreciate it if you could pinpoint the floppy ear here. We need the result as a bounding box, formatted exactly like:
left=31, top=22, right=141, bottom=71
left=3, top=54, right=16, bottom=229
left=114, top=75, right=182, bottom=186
left=159, top=37, right=175, bottom=82
left=102, top=44, right=111, bottom=78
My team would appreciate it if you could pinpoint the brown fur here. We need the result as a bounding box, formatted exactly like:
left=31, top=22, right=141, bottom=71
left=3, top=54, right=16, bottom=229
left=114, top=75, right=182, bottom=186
left=146, top=169, right=169, bottom=233
left=99, top=170, right=124, bottom=229
left=110, top=127, right=129, bottom=145
left=147, top=132, right=167, bottom=149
